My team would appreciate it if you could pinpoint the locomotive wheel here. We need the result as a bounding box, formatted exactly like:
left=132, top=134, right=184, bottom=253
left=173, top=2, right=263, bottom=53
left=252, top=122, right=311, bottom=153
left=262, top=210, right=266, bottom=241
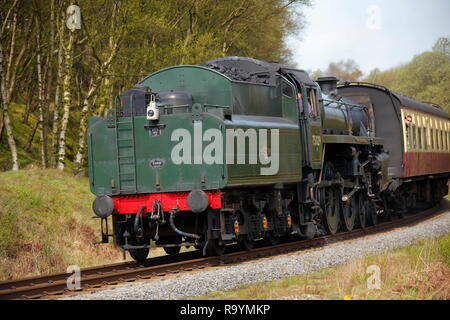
left=163, top=246, right=181, bottom=255
left=159, top=236, right=182, bottom=255
left=382, top=195, right=393, bottom=222
left=299, top=222, right=316, bottom=239
left=129, top=248, right=149, bottom=262
left=342, top=195, right=357, bottom=231
left=324, top=188, right=340, bottom=234
left=318, top=162, right=340, bottom=234
left=264, top=231, right=280, bottom=246
left=356, top=193, right=367, bottom=229
left=367, top=201, right=378, bottom=226
left=238, top=235, right=255, bottom=251
left=204, top=239, right=226, bottom=256
left=397, top=195, right=406, bottom=219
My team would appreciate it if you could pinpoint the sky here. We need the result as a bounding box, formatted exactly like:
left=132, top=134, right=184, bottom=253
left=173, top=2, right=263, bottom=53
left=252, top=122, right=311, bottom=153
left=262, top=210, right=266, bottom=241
left=287, top=0, right=450, bottom=76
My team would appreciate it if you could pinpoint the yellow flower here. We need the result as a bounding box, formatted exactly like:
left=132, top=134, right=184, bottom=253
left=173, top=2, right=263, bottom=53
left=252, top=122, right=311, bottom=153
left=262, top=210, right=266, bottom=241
left=344, top=296, right=352, bottom=300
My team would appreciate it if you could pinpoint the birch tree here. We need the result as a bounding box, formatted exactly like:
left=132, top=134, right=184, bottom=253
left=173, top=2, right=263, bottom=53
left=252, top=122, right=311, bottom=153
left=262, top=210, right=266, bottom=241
left=0, top=1, right=22, bottom=171
left=52, top=6, right=65, bottom=165
left=56, top=4, right=77, bottom=171
left=0, top=41, right=19, bottom=171
left=35, top=15, right=49, bottom=168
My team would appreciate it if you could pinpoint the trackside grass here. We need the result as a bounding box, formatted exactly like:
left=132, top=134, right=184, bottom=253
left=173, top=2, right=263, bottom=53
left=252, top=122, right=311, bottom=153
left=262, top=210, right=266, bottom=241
left=0, top=169, right=197, bottom=280
left=190, top=234, right=450, bottom=300
left=0, top=169, right=122, bottom=280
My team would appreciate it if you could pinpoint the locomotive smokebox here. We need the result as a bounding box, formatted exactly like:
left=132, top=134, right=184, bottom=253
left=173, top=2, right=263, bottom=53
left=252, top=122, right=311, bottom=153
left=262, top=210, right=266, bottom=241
left=317, top=76, right=340, bottom=96
left=93, top=195, right=115, bottom=218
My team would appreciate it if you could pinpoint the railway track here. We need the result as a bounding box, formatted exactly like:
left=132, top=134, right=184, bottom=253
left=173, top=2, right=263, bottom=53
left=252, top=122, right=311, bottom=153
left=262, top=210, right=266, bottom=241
left=0, top=203, right=447, bottom=300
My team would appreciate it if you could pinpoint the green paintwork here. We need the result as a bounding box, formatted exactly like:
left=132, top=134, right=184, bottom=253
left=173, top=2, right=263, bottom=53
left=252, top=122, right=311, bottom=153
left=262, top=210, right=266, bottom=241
left=89, top=112, right=228, bottom=195
left=87, top=64, right=386, bottom=197
left=322, top=134, right=384, bottom=145
left=224, top=116, right=302, bottom=187
left=298, top=85, right=323, bottom=170
left=322, top=105, right=351, bottom=134
left=88, top=66, right=303, bottom=196
left=141, top=66, right=232, bottom=108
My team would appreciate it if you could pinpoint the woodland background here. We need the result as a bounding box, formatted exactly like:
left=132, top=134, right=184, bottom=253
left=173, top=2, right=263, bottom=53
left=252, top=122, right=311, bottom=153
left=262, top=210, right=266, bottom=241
left=0, top=0, right=449, bottom=175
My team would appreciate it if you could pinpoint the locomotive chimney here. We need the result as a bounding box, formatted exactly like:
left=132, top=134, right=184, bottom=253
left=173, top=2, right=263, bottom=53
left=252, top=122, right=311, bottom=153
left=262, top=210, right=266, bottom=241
left=317, top=76, right=340, bottom=96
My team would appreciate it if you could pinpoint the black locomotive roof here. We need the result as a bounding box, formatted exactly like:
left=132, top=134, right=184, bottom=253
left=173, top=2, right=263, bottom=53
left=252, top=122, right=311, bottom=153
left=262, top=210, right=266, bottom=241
left=338, top=82, right=449, bottom=119
left=202, top=56, right=316, bottom=87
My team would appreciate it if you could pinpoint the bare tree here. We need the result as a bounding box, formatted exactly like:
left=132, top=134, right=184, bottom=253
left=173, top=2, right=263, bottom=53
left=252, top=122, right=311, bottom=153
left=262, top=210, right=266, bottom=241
left=56, top=27, right=75, bottom=171
left=0, top=41, right=19, bottom=171
left=35, top=14, right=49, bottom=168
left=0, top=2, right=22, bottom=171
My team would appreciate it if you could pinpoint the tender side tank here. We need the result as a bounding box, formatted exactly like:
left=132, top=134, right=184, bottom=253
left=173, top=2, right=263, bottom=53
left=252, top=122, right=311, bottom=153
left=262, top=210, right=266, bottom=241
left=88, top=66, right=232, bottom=197
left=88, top=65, right=302, bottom=197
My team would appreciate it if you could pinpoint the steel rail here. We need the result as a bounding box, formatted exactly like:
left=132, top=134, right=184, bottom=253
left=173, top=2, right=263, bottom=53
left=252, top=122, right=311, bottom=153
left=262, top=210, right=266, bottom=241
left=0, top=203, right=446, bottom=300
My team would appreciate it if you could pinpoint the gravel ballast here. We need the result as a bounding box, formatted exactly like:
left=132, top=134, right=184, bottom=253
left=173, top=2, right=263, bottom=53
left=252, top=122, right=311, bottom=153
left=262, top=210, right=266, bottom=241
left=66, top=206, right=450, bottom=300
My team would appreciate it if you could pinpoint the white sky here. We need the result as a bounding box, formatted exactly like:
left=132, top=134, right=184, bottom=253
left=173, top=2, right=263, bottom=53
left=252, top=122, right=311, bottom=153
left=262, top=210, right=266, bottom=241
left=287, top=0, right=450, bottom=76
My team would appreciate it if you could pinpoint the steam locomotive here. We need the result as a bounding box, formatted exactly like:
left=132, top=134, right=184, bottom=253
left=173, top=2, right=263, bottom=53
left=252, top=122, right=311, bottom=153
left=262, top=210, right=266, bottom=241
left=87, top=57, right=450, bottom=261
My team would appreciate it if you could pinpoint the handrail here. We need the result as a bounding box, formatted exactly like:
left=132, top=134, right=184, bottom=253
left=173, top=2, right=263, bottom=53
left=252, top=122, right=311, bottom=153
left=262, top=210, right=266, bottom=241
left=322, top=98, right=365, bottom=110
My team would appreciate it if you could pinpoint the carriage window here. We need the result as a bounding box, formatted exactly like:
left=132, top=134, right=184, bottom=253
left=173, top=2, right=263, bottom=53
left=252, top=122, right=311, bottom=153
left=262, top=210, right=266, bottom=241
left=448, top=131, right=450, bottom=151
left=437, top=129, right=440, bottom=151
left=444, top=129, right=448, bottom=151
left=437, top=130, right=440, bottom=151
left=433, top=129, right=439, bottom=150
left=447, top=131, right=450, bottom=151
left=430, top=128, right=435, bottom=150
left=417, top=127, right=422, bottom=149
left=411, top=125, right=417, bottom=150
left=408, top=127, right=413, bottom=150
left=436, top=129, right=440, bottom=151
left=423, top=127, right=427, bottom=150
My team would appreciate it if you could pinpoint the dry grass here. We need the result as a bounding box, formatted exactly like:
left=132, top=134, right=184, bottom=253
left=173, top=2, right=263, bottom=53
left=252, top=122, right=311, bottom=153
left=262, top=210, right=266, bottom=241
left=0, top=169, right=122, bottom=280
left=0, top=169, right=199, bottom=280
left=191, top=234, right=450, bottom=300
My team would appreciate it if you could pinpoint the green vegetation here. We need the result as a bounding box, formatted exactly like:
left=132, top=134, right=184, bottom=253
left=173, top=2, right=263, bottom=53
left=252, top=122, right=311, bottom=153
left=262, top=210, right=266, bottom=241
left=189, top=235, right=450, bottom=300
left=366, top=49, right=450, bottom=114
left=0, top=0, right=311, bottom=173
left=0, top=102, right=80, bottom=171
left=0, top=169, right=122, bottom=280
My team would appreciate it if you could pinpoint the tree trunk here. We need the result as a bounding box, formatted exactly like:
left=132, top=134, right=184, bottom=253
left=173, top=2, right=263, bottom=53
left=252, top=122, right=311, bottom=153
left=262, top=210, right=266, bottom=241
left=24, top=119, right=39, bottom=152
left=0, top=42, right=19, bottom=171
left=52, top=10, right=64, bottom=166
left=0, top=112, right=4, bottom=142
left=56, top=30, right=75, bottom=171
left=73, top=82, right=97, bottom=175
left=36, top=16, right=48, bottom=168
